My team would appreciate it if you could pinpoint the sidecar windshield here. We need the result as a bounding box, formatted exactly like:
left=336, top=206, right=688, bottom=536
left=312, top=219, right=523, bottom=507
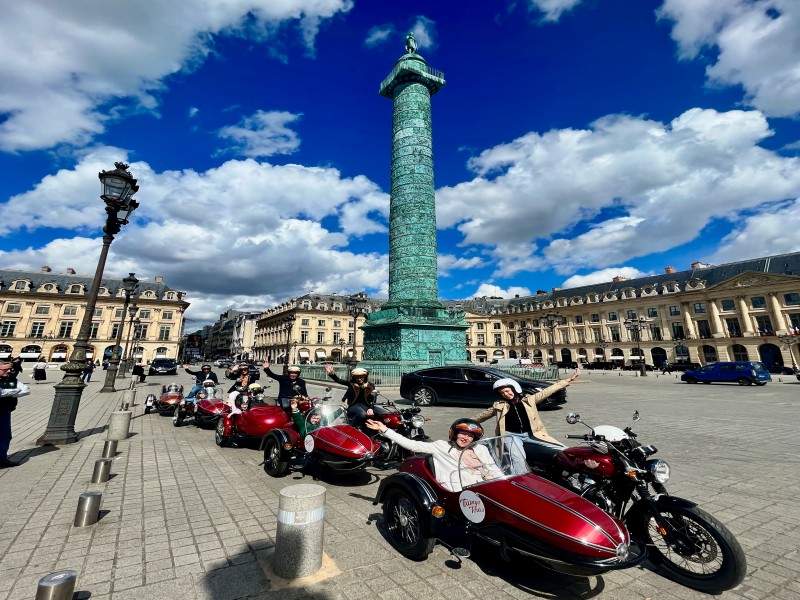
left=166, top=384, right=182, bottom=393
left=305, top=405, right=347, bottom=430
left=457, top=434, right=530, bottom=490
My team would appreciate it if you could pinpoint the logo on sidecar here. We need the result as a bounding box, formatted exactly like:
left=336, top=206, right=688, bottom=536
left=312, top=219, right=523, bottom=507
left=458, top=490, right=485, bottom=523
left=304, top=435, right=314, bottom=452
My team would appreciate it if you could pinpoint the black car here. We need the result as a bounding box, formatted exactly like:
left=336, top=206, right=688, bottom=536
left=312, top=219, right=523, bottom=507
left=399, top=365, right=567, bottom=408
left=149, top=358, right=178, bottom=375
left=661, top=361, right=702, bottom=373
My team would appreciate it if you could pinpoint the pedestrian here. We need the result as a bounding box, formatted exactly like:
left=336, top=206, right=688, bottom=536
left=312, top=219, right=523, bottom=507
left=102, top=359, right=109, bottom=370
left=131, top=362, right=146, bottom=383
left=10, top=357, right=22, bottom=377
left=80, top=359, right=95, bottom=383
left=1, top=359, right=30, bottom=469
left=32, top=357, right=47, bottom=383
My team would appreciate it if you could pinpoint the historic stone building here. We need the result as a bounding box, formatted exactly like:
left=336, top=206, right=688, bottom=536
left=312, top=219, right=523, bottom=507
left=0, top=267, right=188, bottom=364
left=253, top=293, right=382, bottom=365
left=448, top=253, right=800, bottom=371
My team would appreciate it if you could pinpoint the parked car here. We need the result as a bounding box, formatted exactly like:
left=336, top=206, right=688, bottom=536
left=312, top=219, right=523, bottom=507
left=661, top=361, right=702, bottom=373
left=583, top=361, right=615, bottom=370
left=681, top=361, right=771, bottom=386
left=400, top=365, right=567, bottom=408
left=148, top=358, right=178, bottom=376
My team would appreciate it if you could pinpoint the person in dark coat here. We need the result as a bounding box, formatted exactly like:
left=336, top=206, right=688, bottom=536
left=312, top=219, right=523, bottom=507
left=131, top=362, right=146, bottom=383
left=262, top=361, right=307, bottom=410
left=323, top=365, right=376, bottom=427
left=10, top=357, right=22, bottom=377
left=183, top=364, right=218, bottom=398
left=80, top=360, right=95, bottom=383
left=32, top=358, right=47, bottom=383
left=1, top=360, right=30, bottom=469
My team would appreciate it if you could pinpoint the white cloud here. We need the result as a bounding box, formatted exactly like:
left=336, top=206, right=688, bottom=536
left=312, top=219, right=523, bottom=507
left=365, top=24, right=395, bottom=47
left=438, top=254, right=485, bottom=276
left=410, top=16, right=437, bottom=50
left=658, top=0, right=800, bottom=117
left=709, top=200, right=800, bottom=263
left=437, top=107, right=800, bottom=275
left=470, top=283, right=532, bottom=299
left=562, top=266, right=650, bottom=288
left=188, top=106, right=199, bottom=118
left=218, top=110, right=301, bottom=158
left=529, top=0, right=583, bottom=22
left=0, top=1, right=352, bottom=152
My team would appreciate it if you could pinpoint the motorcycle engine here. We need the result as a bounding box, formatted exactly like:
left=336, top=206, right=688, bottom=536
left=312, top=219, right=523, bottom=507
left=564, top=473, right=614, bottom=513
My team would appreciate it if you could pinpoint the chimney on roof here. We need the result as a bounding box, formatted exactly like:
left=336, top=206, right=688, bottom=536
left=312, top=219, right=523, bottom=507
left=40, top=265, right=51, bottom=273
left=514, top=294, right=520, bottom=298
left=612, top=275, right=627, bottom=283
left=664, top=266, right=676, bottom=274
left=536, top=289, right=547, bottom=295
left=154, top=275, right=164, bottom=284
left=66, top=268, right=76, bottom=275
left=691, top=261, right=711, bottom=270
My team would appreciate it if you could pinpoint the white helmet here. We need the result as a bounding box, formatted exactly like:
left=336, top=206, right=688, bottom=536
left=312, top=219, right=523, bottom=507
left=493, top=377, right=522, bottom=395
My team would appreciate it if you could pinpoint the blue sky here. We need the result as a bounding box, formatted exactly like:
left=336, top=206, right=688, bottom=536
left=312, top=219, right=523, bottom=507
left=1, top=0, right=799, bottom=326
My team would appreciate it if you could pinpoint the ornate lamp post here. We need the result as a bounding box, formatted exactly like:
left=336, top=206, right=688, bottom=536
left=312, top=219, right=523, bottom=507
left=337, top=339, right=347, bottom=363
left=542, top=313, right=563, bottom=366
left=100, top=273, right=138, bottom=392
left=118, top=300, right=139, bottom=378
left=37, top=162, right=139, bottom=446
left=348, top=292, right=368, bottom=366
left=282, top=314, right=296, bottom=374
left=624, top=316, right=649, bottom=376
left=517, top=324, right=532, bottom=359
left=777, top=330, right=800, bottom=372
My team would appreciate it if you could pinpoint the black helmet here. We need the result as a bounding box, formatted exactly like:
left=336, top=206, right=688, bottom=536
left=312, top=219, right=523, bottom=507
left=448, top=418, right=484, bottom=443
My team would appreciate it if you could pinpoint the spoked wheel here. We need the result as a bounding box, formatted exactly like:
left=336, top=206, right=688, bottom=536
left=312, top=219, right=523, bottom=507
left=172, top=406, right=183, bottom=427
left=214, top=419, right=230, bottom=447
left=263, top=437, right=289, bottom=477
left=412, top=386, right=436, bottom=406
left=382, top=489, right=434, bottom=561
left=636, top=503, right=746, bottom=593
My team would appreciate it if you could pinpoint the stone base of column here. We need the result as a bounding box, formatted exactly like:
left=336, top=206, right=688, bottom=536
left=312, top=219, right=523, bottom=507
left=36, top=380, right=85, bottom=446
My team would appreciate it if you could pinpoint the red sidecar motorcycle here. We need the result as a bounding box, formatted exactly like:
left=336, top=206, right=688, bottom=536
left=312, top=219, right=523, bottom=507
left=144, top=384, right=184, bottom=415
left=375, top=434, right=644, bottom=576
left=193, top=396, right=229, bottom=428
left=214, top=393, right=290, bottom=447
left=262, top=404, right=381, bottom=477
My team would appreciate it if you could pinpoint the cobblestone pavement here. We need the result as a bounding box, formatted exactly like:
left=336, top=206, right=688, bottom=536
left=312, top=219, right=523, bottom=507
left=1, top=368, right=799, bottom=600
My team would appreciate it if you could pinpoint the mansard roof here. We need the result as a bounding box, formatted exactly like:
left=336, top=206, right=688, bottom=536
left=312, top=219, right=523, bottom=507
left=0, top=268, right=184, bottom=300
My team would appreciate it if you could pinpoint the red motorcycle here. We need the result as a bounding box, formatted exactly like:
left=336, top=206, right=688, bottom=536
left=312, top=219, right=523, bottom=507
left=375, top=434, right=643, bottom=576
left=193, top=395, right=229, bottom=428
left=370, top=401, right=428, bottom=464
left=215, top=393, right=290, bottom=447
left=523, top=411, right=746, bottom=593
left=144, top=384, right=184, bottom=415
left=262, top=404, right=380, bottom=477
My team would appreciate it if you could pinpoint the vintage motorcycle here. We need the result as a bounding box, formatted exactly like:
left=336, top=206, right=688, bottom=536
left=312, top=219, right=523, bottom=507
left=144, top=383, right=184, bottom=415
left=370, top=398, right=428, bottom=464
left=375, top=434, right=644, bottom=576
left=523, top=411, right=746, bottom=593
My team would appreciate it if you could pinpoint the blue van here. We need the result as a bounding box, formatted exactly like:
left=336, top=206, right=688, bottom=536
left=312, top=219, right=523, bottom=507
left=681, top=361, right=771, bottom=386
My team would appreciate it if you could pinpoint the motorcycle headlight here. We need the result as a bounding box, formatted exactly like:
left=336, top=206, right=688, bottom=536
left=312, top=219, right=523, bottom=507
left=648, top=459, right=670, bottom=483
left=411, top=415, right=425, bottom=429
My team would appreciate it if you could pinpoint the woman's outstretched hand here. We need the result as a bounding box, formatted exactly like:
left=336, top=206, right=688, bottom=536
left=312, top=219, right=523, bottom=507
left=365, top=419, right=387, bottom=433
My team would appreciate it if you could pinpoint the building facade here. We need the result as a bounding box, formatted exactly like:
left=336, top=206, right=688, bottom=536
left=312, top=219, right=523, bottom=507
left=230, top=312, right=259, bottom=360
left=253, top=293, right=382, bottom=364
left=448, top=254, right=800, bottom=371
left=0, top=268, right=188, bottom=363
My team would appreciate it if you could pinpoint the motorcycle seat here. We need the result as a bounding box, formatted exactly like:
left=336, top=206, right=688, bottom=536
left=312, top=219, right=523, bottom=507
left=523, top=440, right=563, bottom=465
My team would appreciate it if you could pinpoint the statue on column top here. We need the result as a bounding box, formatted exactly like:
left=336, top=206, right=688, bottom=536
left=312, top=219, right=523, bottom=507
left=405, top=32, right=417, bottom=54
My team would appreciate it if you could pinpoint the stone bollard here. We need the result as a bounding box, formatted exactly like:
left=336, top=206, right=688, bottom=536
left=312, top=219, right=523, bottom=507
left=101, top=440, right=118, bottom=459
left=273, top=484, right=326, bottom=579
left=107, top=411, right=132, bottom=441
left=35, top=570, right=77, bottom=600
left=74, top=492, right=102, bottom=527
left=91, top=459, right=112, bottom=483
left=124, top=388, right=136, bottom=407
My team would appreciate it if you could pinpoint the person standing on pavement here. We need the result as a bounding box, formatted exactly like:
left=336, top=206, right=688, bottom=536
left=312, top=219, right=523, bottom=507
left=10, top=357, right=23, bottom=377
left=80, top=359, right=95, bottom=383
left=131, top=362, right=146, bottom=383
left=0, top=359, right=30, bottom=469
left=262, top=361, right=307, bottom=411
left=32, top=358, right=47, bottom=384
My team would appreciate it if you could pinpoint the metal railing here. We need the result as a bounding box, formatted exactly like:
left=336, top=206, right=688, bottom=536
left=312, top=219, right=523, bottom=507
left=380, top=61, right=445, bottom=92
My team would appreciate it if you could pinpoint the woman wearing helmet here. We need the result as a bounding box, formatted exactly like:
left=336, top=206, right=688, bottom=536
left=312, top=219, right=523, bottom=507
left=247, top=382, right=264, bottom=404
left=473, top=371, right=578, bottom=445
left=323, top=365, right=376, bottom=427
left=365, top=417, right=503, bottom=491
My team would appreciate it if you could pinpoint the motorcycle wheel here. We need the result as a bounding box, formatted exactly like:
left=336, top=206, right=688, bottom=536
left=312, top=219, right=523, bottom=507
left=382, top=488, right=435, bottom=561
left=214, top=420, right=230, bottom=447
left=263, top=437, right=289, bottom=477
left=632, top=502, right=746, bottom=593
left=172, top=406, right=183, bottom=427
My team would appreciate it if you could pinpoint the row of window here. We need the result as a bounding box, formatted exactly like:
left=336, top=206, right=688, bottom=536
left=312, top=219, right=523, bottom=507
left=298, top=318, right=355, bottom=328
left=0, top=320, right=173, bottom=340
left=297, top=331, right=355, bottom=344
left=2, top=303, right=173, bottom=320
left=5, top=280, right=178, bottom=300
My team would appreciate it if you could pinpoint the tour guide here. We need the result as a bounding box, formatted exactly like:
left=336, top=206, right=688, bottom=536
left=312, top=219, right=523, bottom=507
left=262, top=360, right=308, bottom=410
left=473, top=372, right=578, bottom=445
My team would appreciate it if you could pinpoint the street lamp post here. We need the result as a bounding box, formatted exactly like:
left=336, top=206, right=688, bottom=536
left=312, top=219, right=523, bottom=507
left=37, top=162, right=139, bottom=446
left=348, top=292, right=368, bottom=367
left=282, top=314, right=296, bottom=375
left=542, top=313, right=563, bottom=367
left=777, top=330, right=800, bottom=372
left=128, top=319, right=143, bottom=381
left=337, top=339, right=347, bottom=363
left=100, top=273, right=138, bottom=392
left=517, top=325, right=532, bottom=359
left=118, top=301, right=139, bottom=378
left=624, top=316, right=649, bottom=376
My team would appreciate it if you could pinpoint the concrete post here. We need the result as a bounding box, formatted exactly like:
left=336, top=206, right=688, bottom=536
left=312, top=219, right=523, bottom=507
left=35, top=570, right=77, bottom=600
left=273, top=484, right=326, bottom=579
left=124, top=388, right=136, bottom=407
left=74, top=492, right=102, bottom=527
left=101, top=440, right=118, bottom=458
left=91, top=459, right=112, bottom=483
left=107, top=411, right=131, bottom=441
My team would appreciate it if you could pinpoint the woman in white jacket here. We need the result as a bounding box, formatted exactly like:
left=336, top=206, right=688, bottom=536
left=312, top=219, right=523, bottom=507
left=365, top=417, right=503, bottom=492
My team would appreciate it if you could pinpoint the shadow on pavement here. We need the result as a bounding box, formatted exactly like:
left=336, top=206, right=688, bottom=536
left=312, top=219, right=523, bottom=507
left=8, top=443, right=59, bottom=464
left=77, top=425, right=107, bottom=440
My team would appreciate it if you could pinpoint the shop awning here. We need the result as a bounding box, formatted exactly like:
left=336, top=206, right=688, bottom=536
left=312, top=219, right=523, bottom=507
left=629, top=356, right=642, bottom=360
left=0, top=352, right=11, bottom=358
left=298, top=351, right=310, bottom=358
left=51, top=352, right=67, bottom=359
left=610, top=355, right=624, bottom=360
left=578, top=351, right=587, bottom=357
left=315, top=350, right=326, bottom=358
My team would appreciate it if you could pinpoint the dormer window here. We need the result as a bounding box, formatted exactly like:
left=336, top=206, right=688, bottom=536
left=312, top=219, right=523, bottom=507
left=98, top=287, right=109, bottom=296
left=68, top=284, right=82, bottom=294
left=165, top=292, right=175, bottom=300
left=12, top=280, right=27, bottom=291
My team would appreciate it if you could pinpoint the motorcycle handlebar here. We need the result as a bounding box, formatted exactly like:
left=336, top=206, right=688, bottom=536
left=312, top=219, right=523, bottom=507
left=565, top=433, right=606, bottom=441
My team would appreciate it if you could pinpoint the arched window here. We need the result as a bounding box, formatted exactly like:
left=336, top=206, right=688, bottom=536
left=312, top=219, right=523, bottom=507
left=731, top=344, right=748, bottom=362
left=69, top=284, right=82, bottom=294
left=701, top=345, right=718, bottom=364
left=508, top=350, right=517, bottom=358
left=475, top=350, right=487, bottom=362
left=758, top=343, right=783, bottom=372
left=0, top=344, right=12, bottom=358
left=155, top=347, right=168, bottom=358
left=651, top=347, right=667, bottom=368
